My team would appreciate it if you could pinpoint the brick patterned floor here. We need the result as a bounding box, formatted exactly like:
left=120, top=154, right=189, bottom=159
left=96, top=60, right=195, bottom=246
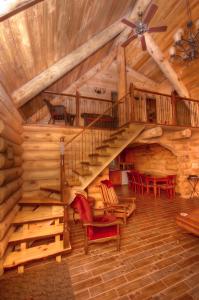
left=2, top=187, right=199, bottom=300
left=66, top=187, right=199, bottom=300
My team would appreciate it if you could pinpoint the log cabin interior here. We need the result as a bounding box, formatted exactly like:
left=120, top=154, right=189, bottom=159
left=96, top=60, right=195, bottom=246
left=0, top=0, right=199, bottom=299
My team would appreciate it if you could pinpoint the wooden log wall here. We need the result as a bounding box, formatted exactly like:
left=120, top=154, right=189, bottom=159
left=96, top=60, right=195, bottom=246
left=0, top=84, right=23, bottom=271
left=22, top=125, right=110, bottom=198
left=87, top=167, right=109, bottom=209
left=125, top=143, right=179, bottom=189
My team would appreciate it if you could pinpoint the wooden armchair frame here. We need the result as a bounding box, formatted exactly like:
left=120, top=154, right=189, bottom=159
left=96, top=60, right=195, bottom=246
left=43, top=99, right=75, bottom=125
left=100, top=180, right=136, bottom=224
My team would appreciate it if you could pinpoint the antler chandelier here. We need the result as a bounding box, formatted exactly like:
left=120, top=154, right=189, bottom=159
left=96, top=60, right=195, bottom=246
left=169, top=0, right=199, bottom=62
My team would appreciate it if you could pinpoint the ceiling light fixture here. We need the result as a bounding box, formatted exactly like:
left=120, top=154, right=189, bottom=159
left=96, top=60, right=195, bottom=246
left=169, top=0, right=199, bottom=62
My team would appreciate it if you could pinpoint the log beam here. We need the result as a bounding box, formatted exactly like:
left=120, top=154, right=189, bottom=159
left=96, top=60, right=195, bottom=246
left=144, top=33, right=189, bottom=98
left=12, top=19, right=128, bottom=107
left=168, top=129, right=192, bottom=140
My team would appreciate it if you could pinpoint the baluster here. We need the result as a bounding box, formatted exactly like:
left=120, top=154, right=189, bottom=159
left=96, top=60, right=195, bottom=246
left=76, top=91, right=80, bottom=127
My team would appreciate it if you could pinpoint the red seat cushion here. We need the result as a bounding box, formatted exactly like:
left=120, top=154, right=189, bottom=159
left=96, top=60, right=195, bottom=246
left=89, top=225, right=118, bottom=240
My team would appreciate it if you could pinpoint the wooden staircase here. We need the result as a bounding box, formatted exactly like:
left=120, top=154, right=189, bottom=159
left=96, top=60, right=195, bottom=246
left=3, top=201, right=70, bottom=272
left=2, top=122, right=144, bottom=272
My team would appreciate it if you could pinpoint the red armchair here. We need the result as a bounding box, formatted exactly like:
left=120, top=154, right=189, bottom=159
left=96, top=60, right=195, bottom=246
left=71, top=193, right=121, bottom=254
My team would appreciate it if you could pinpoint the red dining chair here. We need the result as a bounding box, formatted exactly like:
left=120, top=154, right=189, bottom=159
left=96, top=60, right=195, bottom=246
left=157, top=175, right=176, bottom=198
left=127, top=171, right=133, bottom=188
left=131, top=171, right=142, bottom=194
left=71, top=192, right=121, bottom=254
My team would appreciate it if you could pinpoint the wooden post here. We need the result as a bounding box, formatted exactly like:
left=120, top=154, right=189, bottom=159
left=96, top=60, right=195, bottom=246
left=60, top=137, right=65, bottom=202
left=63, top=187, right=70, bottom=249
left=76, top=91, right=80, bottom=127
left=117, top=46, right=127, bottom=126
left=171, top=90, right=177, bottom=125
left=129, top=83, right=135, bottom=122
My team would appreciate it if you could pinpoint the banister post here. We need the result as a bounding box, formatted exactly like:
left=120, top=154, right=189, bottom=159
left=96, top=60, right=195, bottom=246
left=171, top=90, right=177, bottom=125
left=76, top=90, right=80, bottom=127
left=129, top=83, right=135, bottom=122
left=60, top=137, right=70, bottom=249
left=63, top=186, right=70, bottom=249
left=60, top=137, right=65, bottom=202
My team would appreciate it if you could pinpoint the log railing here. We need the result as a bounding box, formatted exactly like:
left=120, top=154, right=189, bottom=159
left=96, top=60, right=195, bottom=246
left=130, top=84, right=199, bottom=127
left=26, top=91, right=114, bottom=126
left=26, top=85, right=199, bottom=129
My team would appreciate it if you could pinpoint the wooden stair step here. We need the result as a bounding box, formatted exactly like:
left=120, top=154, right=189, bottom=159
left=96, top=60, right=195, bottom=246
left=9, top=224, right=63, bottom=244
left=40, top=185, right=60, bottom=193
left=103, top=137, right=118, bottom=143
left=13, top=208, right=63, bottom=225
left=19, top=197, right=64, bottom=206
left=96, top=144, right=110, bottom=149
left=81, top=161, right=102, bottom=166
left=89, top=153, right=110, bottom=158
left=103, top=136, right=126, bottom=143
left=3, top=241, right=71, bottom=269
left=110, top=128, right=126, bottom=137
left=96, top=144, right=120, bottom=150
left=73, top=169, right=92, bottom=176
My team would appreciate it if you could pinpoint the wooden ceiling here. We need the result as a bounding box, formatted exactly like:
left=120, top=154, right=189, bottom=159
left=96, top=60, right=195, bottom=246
left=0, top=0, right=199, bottom=119
left=0, top=0, right=135, bottom=95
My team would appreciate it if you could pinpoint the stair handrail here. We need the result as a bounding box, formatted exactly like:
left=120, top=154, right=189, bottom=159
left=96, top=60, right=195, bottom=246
left=64, top=93, right=129, bottom=147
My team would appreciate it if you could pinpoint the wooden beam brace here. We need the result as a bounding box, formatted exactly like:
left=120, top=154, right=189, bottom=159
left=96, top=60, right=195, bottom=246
left=144, top=33, right=189, bottom=98
left=12, top=19, right=128, bottom=108
left=0, top=0, right=44, bottom=21
left=139, top=127, right=163, bottom=139
left=126, top=65, right=160, bottom=91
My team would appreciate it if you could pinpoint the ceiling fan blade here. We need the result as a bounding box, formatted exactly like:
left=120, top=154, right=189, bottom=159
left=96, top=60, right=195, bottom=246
left=143, top=3, right=158, bottom=25
left=140, top=35, right=147, bottom=51
left=122, top=18, right=136, bottom=29
left=122, top=34, right=138, bottom=47
left=148, top=26, right=167, bottom=32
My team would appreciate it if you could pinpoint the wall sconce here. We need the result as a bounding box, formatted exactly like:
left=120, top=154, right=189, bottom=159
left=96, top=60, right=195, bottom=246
left=94, top=87, right=106, bottom=95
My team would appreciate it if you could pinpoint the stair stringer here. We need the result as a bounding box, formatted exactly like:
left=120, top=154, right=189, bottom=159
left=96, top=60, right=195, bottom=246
left=69, top=124, right=145, bottom=203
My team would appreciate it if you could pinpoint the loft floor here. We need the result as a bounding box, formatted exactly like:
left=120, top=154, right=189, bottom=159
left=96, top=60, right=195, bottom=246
left=1, top=187, right=199, bottom=300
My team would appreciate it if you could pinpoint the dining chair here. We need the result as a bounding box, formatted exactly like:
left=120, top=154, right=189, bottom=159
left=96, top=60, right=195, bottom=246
left=132, top=171, right=142, bottom=194
left=127, top=171, right=133, bottom=188
left=157, top=175, right=176, bottom=198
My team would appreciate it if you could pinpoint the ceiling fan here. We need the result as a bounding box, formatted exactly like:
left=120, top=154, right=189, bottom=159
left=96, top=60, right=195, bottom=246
left=121, top=3, right=167, bottom=50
